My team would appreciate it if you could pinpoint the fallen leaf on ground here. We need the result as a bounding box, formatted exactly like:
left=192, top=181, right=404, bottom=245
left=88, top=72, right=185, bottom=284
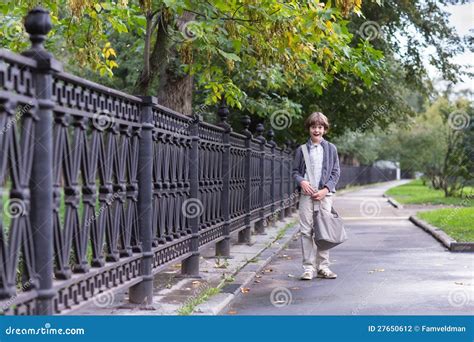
left=254, top=280, right=261, bottom=283
left=241, top=287, right=250, bottom=293
left=455, top=282, right=472, bottom=286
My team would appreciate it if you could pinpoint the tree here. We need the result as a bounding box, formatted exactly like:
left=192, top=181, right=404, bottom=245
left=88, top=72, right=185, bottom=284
left=377, top=97, right=473, bottom=197
left=1, top=0, right=383, bottom=117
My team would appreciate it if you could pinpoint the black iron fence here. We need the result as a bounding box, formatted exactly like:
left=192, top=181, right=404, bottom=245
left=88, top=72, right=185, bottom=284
left=0, top=8, right=298, bottom=315
left=337, top=165, right=397, bottom=189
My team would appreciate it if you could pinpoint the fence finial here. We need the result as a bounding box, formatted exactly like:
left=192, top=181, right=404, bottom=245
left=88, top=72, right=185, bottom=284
left=24, top=7, right=52, bottom=53
left=241, top=115, right=251, bottom=137
left=255, top=123, right=266, bottom=143
left=267, top=128, right=276, bottom=147
left=217, top=100, right=231, bottom=131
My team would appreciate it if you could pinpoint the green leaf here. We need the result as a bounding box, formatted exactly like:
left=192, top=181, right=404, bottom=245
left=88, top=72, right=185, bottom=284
left=217, top=49, right=241, bottom=62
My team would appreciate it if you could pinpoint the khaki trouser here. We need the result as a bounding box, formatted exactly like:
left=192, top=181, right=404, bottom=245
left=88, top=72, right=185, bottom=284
left=299, top=193, right=334, bottom=272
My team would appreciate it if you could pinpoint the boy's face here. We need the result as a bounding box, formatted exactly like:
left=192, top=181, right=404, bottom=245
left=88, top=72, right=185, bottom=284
left=309, top=124, right=325, bottom=140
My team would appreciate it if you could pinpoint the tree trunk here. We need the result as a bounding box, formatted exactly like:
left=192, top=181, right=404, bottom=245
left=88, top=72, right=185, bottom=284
left=134, top=10, right=195, bottom=116
left=156, top=11, right=195, bottom=116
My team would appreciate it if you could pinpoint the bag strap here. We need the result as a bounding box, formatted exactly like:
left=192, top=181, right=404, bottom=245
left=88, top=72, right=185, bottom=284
left=300, top=144, right=315, bottom=185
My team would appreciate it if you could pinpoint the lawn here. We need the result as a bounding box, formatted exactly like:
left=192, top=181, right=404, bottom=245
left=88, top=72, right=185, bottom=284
left=385, top=179, right=473, bottom=206
left=417, top=207, right=474, bottom=242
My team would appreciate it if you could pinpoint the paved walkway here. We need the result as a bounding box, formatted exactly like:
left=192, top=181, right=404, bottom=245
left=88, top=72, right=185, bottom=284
left=225, top=180, right=474, bottom=315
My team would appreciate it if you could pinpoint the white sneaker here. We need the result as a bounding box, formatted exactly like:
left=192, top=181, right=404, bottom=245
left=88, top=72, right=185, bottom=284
left=317, top=268, right=337, bottom=279
left=300, top=270, right=314, bottom=280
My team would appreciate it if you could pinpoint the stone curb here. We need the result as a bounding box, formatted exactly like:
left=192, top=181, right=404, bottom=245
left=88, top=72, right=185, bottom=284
left=193, top=221, right=300, bottom=315
left=409, top=216, right=474, bottom=252
left=382, top=194, right=404, bottom=209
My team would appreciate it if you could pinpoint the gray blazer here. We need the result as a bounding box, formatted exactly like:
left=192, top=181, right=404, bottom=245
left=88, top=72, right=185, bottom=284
left=292, top=138, right=341, bottom=193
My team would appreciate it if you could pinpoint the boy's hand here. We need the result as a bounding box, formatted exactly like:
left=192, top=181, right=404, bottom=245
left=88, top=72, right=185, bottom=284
left=311, top=187, right=329, bottom=201
left=300, top=180, right=316, bottom=196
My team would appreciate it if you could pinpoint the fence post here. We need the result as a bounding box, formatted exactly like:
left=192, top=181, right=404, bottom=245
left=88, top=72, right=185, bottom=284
left=254, top=123, right=266, bottom=234
left=216, top=102, right=231, bottom=257
left=238, top=115, right=252, bottom=244
left=22, top=7, right=61, bottom=315
left=181, top=114, right=201, bottom=276
left=129, top=96, right=155, bottom=305
left=267, top=129, right=276, bottom=226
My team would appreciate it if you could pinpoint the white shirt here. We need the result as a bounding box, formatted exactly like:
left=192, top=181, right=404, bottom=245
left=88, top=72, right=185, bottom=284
left=303, top=142, right=323, bottom=189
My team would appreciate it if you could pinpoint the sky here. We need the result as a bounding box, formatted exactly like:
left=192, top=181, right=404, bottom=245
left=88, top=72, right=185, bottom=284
left=435, top=2, right=474, bottom=95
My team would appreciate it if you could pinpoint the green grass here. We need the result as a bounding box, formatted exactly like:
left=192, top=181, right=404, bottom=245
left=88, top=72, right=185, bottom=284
left=385, top=179, right=473, bottom=206
left=417, top=207, right=474, bottom=242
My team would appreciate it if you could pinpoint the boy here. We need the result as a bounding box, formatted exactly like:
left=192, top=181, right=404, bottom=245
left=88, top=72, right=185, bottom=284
left=292, top=112, right=341, bottom=280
